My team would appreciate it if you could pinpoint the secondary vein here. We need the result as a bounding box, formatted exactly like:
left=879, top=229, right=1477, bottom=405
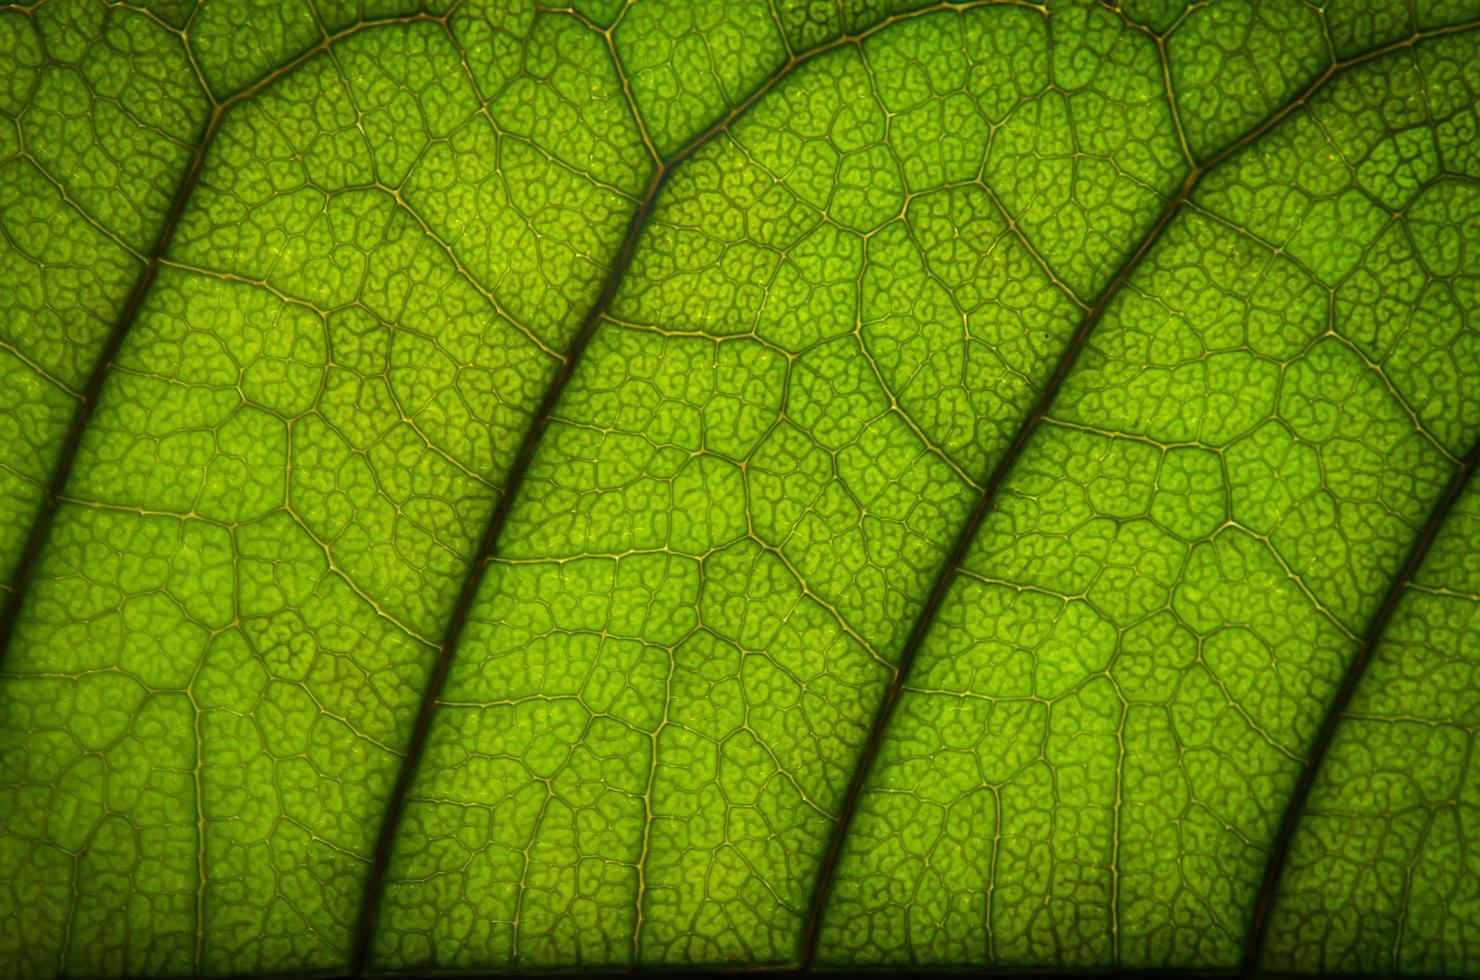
left=0, top=10, right=449, bottom=668
left=796, top=16, right=1480, bottom=969
left=1241, top=434, right=1480, bottom=974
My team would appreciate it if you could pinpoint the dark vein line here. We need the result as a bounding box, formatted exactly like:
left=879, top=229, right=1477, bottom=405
left=797, top=166, right=1195, bottom=974
left=348, top=164, right=665, bottom=976
left=797, top=17, right=1480, bottom=970
left=1241, top=434, right=1480, bottom=974
left=0, top=130, right=207, bottom=663
left=348, top=3, right=1036, bottom=970
left=0, top=133, right=214, bottom=665
left=0, top=10, right=448, bottom=669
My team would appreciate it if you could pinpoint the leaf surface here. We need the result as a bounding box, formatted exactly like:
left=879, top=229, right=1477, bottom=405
left=1, top=0, right=1478, bottom=976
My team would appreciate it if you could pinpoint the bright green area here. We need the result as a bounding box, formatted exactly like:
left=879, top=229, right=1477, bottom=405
left=1, top=1, right=1479, bottom=977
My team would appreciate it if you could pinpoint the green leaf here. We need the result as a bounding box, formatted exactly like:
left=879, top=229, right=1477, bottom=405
left=1, top=0, right=1478, bottom=976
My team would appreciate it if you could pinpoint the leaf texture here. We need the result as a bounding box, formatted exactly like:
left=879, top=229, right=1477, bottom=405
left=1, top=0, right=1479, bottom=976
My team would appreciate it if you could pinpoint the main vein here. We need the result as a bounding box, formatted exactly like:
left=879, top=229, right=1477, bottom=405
left=797, top=16, right=1480, bottom=969
left=1240, top=434, right=1480, bottom=973
left=0, top=10, right=449, bottom=669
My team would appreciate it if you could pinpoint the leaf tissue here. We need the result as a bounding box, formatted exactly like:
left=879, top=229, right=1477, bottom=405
left=1, top=0, right=1479, bottom=976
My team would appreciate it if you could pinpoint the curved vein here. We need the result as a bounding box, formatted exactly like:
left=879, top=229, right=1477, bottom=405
left=0, top=9, right=453, bottom=663
left=797, top=15, right=1480, bottom=968
left=1241, top=433, right=1480, bottom=973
